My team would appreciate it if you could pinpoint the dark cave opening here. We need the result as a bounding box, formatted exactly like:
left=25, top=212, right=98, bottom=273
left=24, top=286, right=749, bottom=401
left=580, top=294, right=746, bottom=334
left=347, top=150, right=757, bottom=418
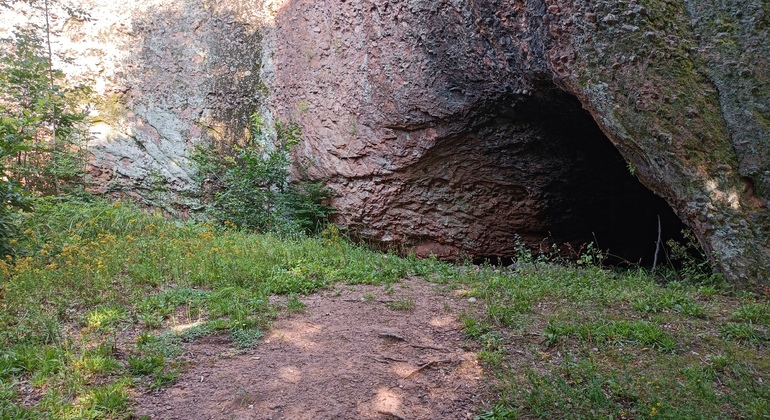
left=483, top=86, right=689, bottom=266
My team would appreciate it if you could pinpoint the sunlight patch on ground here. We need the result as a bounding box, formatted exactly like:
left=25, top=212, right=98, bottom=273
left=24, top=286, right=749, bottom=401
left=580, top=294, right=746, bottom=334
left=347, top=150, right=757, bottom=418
left=170, top=320, right=205, bottom=333
left=429, top=315, right=456, bottom=327
left=391, top=363, right=416, bottom=379
left=266, top=319, right=322, bottom=350
left=370, top=386, right=404, bottom=417
left=278, top=365, right=302, bottom=384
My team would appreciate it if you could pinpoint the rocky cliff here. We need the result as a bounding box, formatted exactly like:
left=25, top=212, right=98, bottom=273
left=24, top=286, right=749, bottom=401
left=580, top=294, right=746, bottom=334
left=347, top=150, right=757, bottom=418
left=266, top=0, right=769, bottom=286
left=1, top=0, right=266, bottom=215
left=4, top=0, right=766, bottom=287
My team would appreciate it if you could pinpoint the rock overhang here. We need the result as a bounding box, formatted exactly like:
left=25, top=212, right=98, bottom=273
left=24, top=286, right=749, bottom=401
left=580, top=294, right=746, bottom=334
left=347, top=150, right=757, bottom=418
left=266, top=0, right=770, bottom=287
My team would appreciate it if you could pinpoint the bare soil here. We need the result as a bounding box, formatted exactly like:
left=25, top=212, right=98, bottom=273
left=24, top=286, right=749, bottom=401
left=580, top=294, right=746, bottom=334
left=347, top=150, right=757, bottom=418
left=133, top=277, right=486, bottom=419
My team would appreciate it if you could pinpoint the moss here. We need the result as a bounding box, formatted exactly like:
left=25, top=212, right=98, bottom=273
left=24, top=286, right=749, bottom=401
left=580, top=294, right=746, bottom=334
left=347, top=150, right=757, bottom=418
left=571, top=0, right=738, bottom=172
left=753, top=108, right=770, bottom=132
left=760, top=1, right=770, bottom=30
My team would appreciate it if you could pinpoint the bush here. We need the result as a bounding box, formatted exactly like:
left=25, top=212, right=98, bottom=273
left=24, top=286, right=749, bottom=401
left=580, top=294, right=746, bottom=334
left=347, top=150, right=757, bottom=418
left=666, top=230, right=725, bottom=287
left=194, top=113, right=334, bottom=235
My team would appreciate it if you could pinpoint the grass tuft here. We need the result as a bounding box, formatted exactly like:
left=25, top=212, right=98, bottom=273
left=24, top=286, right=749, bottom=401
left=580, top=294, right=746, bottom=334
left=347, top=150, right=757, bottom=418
left=386, top=297, right=415, bottom=311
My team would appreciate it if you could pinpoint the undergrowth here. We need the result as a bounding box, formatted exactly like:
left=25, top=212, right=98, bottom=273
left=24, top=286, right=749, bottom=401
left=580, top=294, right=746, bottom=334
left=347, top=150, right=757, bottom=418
left=0, top=197, right=768, bottom=419
left=193, top=113, right=334, bottom=235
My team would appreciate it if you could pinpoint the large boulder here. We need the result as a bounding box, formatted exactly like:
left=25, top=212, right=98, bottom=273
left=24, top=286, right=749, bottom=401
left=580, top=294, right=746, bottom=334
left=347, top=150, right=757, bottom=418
left=265, top=0, right=769, bottom=287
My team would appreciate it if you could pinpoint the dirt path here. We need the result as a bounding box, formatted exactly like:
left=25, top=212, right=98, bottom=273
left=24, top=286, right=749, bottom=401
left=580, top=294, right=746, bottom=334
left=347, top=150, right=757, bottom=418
left=134, top=277, right=485, bottom=419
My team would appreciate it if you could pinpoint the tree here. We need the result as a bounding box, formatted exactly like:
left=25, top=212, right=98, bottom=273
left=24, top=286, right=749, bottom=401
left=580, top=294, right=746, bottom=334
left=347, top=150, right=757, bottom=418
left=0, top=25, right=92, bottom=193
left=0, top=0, right=93, bottom=253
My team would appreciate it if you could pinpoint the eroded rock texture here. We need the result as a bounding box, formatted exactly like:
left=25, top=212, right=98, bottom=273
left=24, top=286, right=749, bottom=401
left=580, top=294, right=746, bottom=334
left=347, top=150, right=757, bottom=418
left=266, top=0, right=769, bottom=286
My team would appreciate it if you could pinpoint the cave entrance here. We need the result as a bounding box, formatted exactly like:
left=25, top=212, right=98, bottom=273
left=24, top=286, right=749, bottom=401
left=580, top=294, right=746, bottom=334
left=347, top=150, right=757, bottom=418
left=482, top=85, right=688, bottom=266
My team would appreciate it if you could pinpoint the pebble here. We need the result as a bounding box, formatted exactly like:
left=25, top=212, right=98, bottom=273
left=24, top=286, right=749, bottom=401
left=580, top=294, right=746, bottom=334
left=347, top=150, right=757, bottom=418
left=602, top=13, right=619, bottom=25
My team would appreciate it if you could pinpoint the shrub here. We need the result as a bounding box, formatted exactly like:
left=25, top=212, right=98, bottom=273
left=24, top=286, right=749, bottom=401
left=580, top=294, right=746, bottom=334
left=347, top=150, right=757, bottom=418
left=194, top=113, right=334, bottom=235
left=666, top=230, right=725, bottom=287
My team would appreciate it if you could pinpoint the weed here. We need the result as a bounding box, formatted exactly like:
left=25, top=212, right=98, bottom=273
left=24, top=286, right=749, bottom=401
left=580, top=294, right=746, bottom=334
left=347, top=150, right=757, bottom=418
left=236, top=387, right=255, bottom=407
left=732, top=302, right=770, bottom=325
left=75, top=345, right=120, bottom=376
left=462, top=315, right=493, bottom=340
left=721, top=322, right=767, bottom=344
left=85, top=306, right=125, bottom=331
left=285, top=295, right=307, bottom=314
left=230, top=327, right=264, bottom=350
left=666, top=230, right=727, bottom=287
left=386, top=297, right=415, bottom=311
left=136, top=333, right=184, bottom=359
left=576, top=242, right=606, bottom=267
left=87, top=380, right=132, bottom=418
left=707, top=354, right=731, bottom=373
left=177, top=323, right=215, bottom=342
left=632, top=290, right=708, bottom=318
left=476, top=331, right=507, bottom=367
left=149, top=368, right=181, bottom=390
left=127, top=354, right=164, bottom=376
left=475, top=405, right=521, bottom=420
left=545, top=319, right=677, bottom=351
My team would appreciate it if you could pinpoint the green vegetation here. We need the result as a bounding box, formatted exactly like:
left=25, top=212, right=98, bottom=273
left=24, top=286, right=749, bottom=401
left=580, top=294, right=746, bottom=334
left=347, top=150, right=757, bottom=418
left=464, top=257, right=769, bottom=419
left=1, top=2, right=94, bottom=257
left=0, top=197, right=767, bottom=418
left=0, top=23, right=92, bottom=195
left=386, top=297, right=416, bottom=311
left=0, top=4, right=766, bottom=417
left=193, top=113, right=334, bottom=235
left=0, top=196, right=439, bottom=418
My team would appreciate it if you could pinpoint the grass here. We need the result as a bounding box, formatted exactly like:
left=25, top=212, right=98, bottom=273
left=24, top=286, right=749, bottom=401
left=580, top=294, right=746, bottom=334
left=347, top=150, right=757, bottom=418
left=462, top=261, right=770, bottom=419
left=0, top=196, right=444, bottom=418
left=1, top=196, right=768, bottom=419
left=386, top=297, right=415, bottom=311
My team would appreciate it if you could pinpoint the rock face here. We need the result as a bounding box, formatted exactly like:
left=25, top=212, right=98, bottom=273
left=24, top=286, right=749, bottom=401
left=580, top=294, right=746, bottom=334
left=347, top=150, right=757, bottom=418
left=1, top=0, right=265, bottom=214
left=4, top=0, right=766, bottom=286
left=266, top=0, right=769, bottom=286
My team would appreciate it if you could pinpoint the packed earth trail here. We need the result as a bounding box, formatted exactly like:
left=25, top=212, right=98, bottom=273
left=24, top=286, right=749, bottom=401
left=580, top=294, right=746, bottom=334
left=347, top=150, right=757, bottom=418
left=134, top=278, right=486, bottom=419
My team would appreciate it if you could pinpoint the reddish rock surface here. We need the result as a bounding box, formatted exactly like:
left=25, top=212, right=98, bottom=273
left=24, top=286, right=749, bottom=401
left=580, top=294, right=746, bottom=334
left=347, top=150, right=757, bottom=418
left=6, top=0, right=766, bottom=286
left=265, top=0, right=769, bottom=286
